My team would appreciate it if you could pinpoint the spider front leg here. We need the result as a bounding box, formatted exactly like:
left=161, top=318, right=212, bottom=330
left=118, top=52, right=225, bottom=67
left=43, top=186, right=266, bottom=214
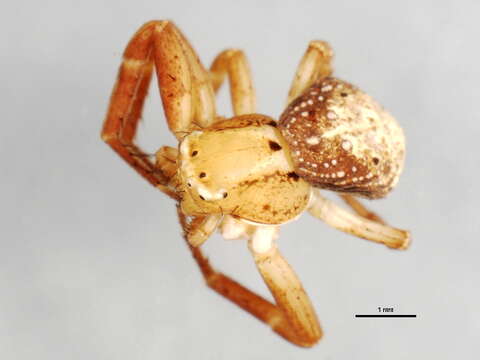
left=248, top=226, right=322, bottom=346
left=102, top=20, right=217, bottom=195
left=101, top=26, right=163, bottom=189
left=178, top=209, right=321, bottom=347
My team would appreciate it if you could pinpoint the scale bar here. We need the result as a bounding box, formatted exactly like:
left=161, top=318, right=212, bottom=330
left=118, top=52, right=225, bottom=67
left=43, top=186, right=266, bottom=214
left=355, top=314, right=416, bottom=318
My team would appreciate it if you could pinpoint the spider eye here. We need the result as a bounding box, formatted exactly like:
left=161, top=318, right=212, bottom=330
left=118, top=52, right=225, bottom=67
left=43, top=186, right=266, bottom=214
left=223, top=192, right=228, bottom=198
left=191, top=150, right=198, bottom=156
left=199, top=172, right=206, bottom=178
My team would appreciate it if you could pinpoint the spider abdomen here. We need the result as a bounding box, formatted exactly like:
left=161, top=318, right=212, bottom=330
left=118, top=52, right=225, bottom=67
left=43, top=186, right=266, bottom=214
left=278, top=77, right=405, bottom=199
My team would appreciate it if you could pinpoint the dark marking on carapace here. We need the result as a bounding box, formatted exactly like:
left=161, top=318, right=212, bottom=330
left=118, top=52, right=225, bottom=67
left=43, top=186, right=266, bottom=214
left=287, top=172, right=300, bottom=181
left=268, top=140, right=282, bottom=151
left=237, top=171, right=285, bottom=189
left=268, top=120, right=277, bottom=127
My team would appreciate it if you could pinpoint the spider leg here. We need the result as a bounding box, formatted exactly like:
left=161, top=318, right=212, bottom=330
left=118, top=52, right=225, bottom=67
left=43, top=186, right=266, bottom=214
left=308, top=189, right=410, bottom=249
left=151, top=146, right=181, bottom=200
left=151, top=21, right=216, bottom=136
left=101, top=23, right=163, bottom=189
left=209, top=49, right=256, bottom=115
left=339, top=194, right=386, bottom=224
left=154, top=146, right=178, bottom=179
left=178, top=208, right=321, bottom=347
left=102, top=21, right=217, bottom=193
left=286, top=40, right=333, bottom=105
left=248, top=226, right=322, bottom=346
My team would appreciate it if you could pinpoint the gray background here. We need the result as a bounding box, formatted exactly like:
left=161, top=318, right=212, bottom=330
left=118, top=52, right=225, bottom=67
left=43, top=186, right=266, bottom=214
left=2, top=0, right=479, bottom=358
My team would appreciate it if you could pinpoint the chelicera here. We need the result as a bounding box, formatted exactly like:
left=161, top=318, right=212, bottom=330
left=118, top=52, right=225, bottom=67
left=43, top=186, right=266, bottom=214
left=101, top=20, right=410, bottom=347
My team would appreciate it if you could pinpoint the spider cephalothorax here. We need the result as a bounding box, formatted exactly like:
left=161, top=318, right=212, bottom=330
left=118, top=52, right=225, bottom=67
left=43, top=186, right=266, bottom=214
left=177, top=115, right=311, bottom=224
left=102, top=21, right=410, bottom=347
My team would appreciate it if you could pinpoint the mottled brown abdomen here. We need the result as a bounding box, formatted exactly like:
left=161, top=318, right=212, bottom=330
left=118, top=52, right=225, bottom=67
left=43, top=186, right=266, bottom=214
left=278, top=77, right=405, bottom=199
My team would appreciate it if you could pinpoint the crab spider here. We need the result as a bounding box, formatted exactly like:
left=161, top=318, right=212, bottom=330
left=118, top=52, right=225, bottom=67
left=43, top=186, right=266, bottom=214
left=101, top=20, right=410, bottom=347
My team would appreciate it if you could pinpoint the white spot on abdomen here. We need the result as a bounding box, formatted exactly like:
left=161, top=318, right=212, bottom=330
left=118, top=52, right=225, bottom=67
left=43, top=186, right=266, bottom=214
left=306, top=136, right=320, bottom=145
left=342, top=140, right=352, bottom=151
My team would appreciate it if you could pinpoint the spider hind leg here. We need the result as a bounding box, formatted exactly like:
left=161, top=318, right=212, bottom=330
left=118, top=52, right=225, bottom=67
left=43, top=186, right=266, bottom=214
left=308, top=189, right=410, bottom=249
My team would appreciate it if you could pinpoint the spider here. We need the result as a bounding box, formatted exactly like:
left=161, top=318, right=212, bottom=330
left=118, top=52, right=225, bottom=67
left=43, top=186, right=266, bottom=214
left=101, top=20, right=410, bottom=347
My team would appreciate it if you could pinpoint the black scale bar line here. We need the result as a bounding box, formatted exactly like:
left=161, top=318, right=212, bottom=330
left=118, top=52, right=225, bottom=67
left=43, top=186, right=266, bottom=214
left=355, top=314, right=417, bottom=318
